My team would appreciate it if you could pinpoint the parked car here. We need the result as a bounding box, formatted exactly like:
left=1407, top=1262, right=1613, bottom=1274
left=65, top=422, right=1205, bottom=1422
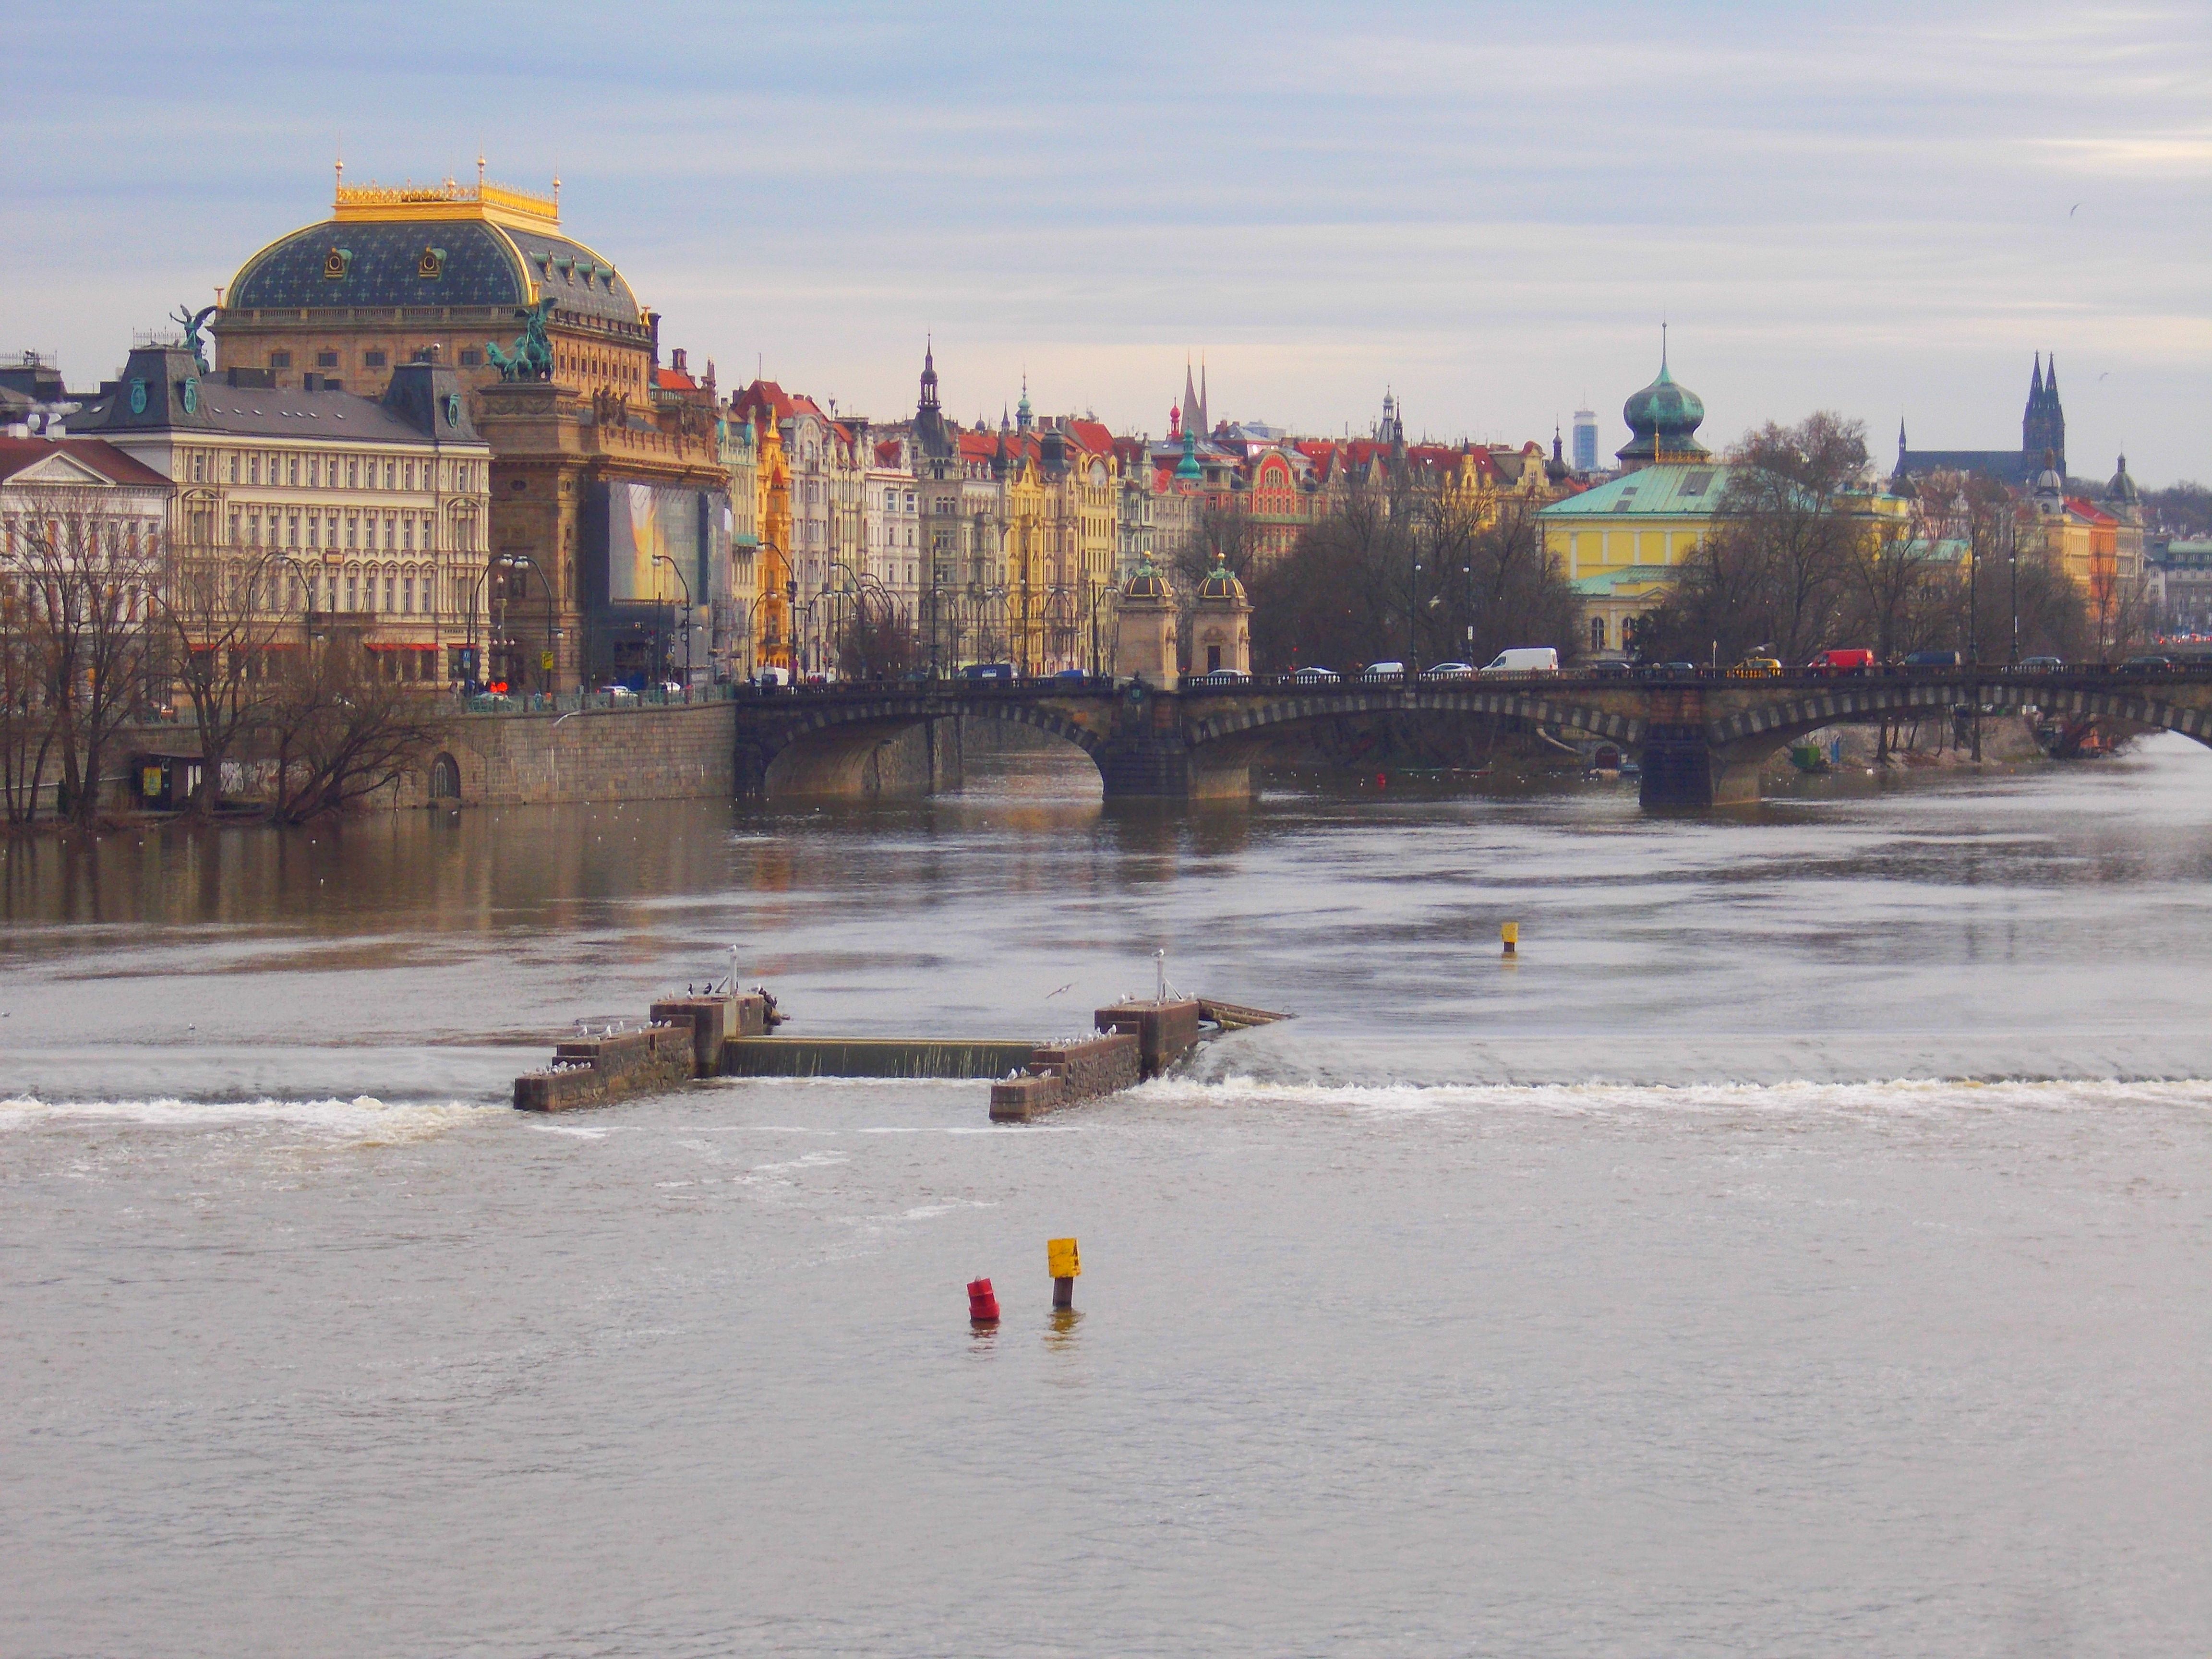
left=1290, top=666, right=1340, bottom=683
left=1478, top=647, right=1561, bottom=675
left=2120, top=654, right=2176, bottom=674
left=1191, top=668, right=1250, bottom=685
left=1898, top=649, right=1962, bottom=671
left=1052, top=667, right=1092, bottom=683
left=598, top=684, right=637, bottom=702
left=1587, top=660, right=1635, bottom=679
left=962, top=661, right=1018, bottom=681
left=1728, top=656, right=1783, bottom=679
left=1807, top=648, right=1877, bottom=676
left=2015, top=655, right=2065, bottom=674
left=1420, top=661, right=1475, bottom=681
left=1361, top=660, right=1407, bottom=680
left=1640, top=660, right=1699, bottom=678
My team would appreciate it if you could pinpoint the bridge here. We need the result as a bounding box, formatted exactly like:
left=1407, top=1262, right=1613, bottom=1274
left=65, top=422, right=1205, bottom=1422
left=733, top=669, right=2212, bottom=810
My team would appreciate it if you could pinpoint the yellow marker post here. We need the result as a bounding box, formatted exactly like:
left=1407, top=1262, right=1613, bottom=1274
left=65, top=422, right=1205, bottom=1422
left=1501, top=921, right=1519, bottom=956
left=1048, top=1237, right=1081, bottom=1309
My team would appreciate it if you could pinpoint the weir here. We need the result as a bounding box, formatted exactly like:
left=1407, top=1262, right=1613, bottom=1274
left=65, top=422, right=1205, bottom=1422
left=511, top=986, right=1286, bottom=1118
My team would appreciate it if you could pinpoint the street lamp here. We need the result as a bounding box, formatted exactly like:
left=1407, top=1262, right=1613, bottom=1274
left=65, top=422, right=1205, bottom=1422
left=651, top=552, right=694, bottom=697
left=498, top=553, right=557, bottom=696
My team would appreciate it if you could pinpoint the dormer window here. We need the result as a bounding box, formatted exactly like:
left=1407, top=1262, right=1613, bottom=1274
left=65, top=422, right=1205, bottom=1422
left=324, top=247, right=352, bottom=280
left=418, top=246, right=446, bottom=279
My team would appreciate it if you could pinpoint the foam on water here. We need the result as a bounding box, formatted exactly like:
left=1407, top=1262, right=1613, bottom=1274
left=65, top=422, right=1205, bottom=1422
left=0, top=1093, right=500, bottom=1144
left=1135, top=1072, right=2212, bottom=1122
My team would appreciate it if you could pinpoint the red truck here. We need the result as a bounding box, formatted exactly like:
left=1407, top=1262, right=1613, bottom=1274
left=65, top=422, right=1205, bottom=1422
left=1806, top=648, right=1877, bottom=677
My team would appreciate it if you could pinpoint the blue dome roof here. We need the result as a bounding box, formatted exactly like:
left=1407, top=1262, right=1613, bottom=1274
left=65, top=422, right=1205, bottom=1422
left=228, top=217, right=640, bottom=325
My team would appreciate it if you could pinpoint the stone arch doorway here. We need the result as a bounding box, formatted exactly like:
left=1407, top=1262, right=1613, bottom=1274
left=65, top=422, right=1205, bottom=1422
left=428, top=752, right=461, bottom=803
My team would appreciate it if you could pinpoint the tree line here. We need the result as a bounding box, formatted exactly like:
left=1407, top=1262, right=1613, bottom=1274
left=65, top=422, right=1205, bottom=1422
left=3, top=486, right=447, bottom=828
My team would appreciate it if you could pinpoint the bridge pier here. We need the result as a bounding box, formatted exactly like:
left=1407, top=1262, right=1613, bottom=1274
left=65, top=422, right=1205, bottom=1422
left=1638, top=725, right=1762, bottom=808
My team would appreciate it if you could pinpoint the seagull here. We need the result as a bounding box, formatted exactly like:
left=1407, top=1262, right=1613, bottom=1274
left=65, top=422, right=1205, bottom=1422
left=1045, top=983, right=1074, bottom=1000
left=2099, top=372, right=2110, bottom=381
left=2069, top=203, right=2080, bottom=216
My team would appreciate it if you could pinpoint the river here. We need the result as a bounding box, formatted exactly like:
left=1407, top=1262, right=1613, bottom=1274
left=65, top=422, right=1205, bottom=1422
left=3, top=739, right=2208, bottom=1656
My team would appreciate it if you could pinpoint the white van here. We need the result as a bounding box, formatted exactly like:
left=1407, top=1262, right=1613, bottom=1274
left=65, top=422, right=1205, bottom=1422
left=1478, top=647, right=1560, bottom=676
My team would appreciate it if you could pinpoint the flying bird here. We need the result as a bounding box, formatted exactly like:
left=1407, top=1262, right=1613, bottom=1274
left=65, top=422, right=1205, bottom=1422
left=2069, top=203, right=2080, bottom=216
left=1045, top=983, right=1074, bottom=1000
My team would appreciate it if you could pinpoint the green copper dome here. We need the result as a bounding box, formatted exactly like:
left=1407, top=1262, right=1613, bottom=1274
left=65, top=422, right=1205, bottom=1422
left=1616, top=354, right=1709, bottom=467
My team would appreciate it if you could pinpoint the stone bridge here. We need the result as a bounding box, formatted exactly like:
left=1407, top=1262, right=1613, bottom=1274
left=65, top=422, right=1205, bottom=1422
left=733, top=671, right=2212, bottom=810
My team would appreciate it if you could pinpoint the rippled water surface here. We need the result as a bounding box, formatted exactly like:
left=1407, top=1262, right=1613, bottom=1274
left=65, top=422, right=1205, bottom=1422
left=4, top=740, right=2210, bottom=1656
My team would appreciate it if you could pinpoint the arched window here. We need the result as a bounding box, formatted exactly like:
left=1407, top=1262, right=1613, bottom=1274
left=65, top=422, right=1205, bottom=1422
left=1590, top=615, right=1607, bottom=652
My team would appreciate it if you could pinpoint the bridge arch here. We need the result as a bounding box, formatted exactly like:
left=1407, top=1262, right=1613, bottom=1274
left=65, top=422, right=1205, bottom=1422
left=1184, top=686, right=1646, bottom=754
left=1707, top=681, right=2212, bottom=751
left=745, top=693, right=1109, bottom=798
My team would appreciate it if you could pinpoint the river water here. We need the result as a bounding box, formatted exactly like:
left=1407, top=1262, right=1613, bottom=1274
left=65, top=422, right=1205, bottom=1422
left=4, top=740, right=2209, bottom=1656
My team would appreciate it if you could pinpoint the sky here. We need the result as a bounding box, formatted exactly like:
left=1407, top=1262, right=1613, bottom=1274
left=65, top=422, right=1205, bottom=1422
left=6, top=1, right=2208, bottom=483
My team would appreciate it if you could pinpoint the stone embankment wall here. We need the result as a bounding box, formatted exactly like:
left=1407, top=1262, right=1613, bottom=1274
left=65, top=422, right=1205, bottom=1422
left=990, top=1031, right=1142, bottom=1121
left=410, top=700, right=739, bottom=807
left=515, top=1025, right=698, bottom=1112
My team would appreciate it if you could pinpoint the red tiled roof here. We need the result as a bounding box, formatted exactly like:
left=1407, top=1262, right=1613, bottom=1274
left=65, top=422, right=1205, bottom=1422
left=1065, top=419, right=1114, bottom=454
left=654, top=368, right=699, bottom=392
left=0, top=435, right=173, bottom=490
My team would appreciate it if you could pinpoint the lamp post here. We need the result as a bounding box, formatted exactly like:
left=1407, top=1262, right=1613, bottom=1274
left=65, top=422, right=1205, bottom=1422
left=651, top=552, right=694, bottom=696
left=498, top=553, right=557, bottom=695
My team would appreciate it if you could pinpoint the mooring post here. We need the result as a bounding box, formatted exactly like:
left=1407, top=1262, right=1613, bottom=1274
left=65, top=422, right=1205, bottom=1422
left=1049, top=1236, right=1080, bottom=1310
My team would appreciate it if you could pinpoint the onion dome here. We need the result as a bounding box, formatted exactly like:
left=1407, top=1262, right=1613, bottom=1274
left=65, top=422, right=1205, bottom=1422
left=1122, top=553, right=1172, bottom=601
left=1197, top=556, right=1246, bottom=602
left=1615, top=350, right=1708, bottom=467
left=2108, top=453, right=2140, bottom=505
left=1174, top=423, right=1202, bottom=481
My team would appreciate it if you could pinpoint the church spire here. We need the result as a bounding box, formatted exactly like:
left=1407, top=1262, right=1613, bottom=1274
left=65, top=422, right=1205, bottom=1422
left=918, top=336, right=939, bottom=413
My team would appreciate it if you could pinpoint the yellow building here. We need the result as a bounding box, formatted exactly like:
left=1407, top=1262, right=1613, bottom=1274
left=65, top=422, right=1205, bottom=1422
left=83, top=339, right=492, bottom=680
left=1541, top=462, right=1734, bottom=656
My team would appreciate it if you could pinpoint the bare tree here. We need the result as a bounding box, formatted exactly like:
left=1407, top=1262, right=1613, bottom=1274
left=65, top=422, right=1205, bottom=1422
left=152, top=541, right=294, bottom=817
left=0, top=559, right=58, bottom=824
left=14, top=487, right=162, bottom=826
left=261, top=635, right=450, bottom=823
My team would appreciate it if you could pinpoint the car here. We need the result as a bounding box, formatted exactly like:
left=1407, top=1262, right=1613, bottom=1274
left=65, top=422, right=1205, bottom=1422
left=1289, top=666, right=1340, bottom=683
left=2014, top=655, right=2064, bottom=674
left=1728, top=656, right=1783, bottom=679
left=1807, top=648, right=1877, bottom=676
left=597, top=684, right=637, bottom=702
left=2119, top=654, right=2176, bottom=674
left=962, top=661, right=1018, bottom=682
left=1640, top=660, right=1699, bottom=679
left=1420, top=661, right=1475, bottom=681
left=1052, top=667, right=1092, bottom=683
left=1361, top=661, right=1407, bottom=681
left=1587, top=660, right=1635, bottom=679
left=1478, top=647, right=1561, bottom=675
left=1898, top=650, right=1962, bottom=671
left=660, top=680, right=686, bottom=696
left=753, top=667, right=792, bottom=689
left=1191, top=668, right=1250, bottom=685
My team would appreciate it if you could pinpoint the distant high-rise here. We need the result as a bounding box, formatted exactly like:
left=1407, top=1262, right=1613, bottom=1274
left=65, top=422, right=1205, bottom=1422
left=1572, top=406, right=1598, bottom=473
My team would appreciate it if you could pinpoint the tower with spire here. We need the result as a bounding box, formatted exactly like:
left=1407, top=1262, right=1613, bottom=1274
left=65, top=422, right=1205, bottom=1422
left=2021, top=352, right=2066, bottom=481
left=1892, top=354, right=2069, bottom=487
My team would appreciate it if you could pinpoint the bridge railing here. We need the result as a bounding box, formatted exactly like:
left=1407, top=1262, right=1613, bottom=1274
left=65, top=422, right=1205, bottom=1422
left=725, top=662, right=2212, bottom=704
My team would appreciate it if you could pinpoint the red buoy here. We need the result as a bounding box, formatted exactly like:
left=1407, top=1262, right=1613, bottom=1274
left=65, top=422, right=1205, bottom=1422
left=967, top=1277, right=1001, bottom=1323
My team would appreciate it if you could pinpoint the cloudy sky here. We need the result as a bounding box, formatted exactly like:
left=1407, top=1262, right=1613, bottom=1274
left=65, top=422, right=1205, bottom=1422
left=9, top=2, right=2207, bottom=481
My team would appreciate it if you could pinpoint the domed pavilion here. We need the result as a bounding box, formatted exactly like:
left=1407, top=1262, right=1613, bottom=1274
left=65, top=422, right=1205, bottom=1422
left=211, top=164, right=658, bottom=404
